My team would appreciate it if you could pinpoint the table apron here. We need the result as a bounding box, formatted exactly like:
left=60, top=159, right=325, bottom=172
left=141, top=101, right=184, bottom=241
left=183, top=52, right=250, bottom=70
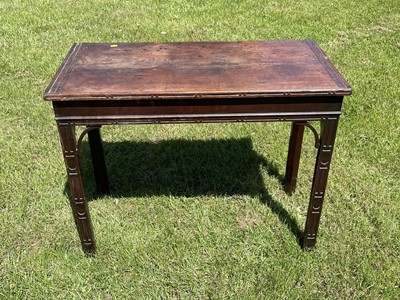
left=55, top=112, right=341, bottom=125
left=53, top=97, right=342, bottom=125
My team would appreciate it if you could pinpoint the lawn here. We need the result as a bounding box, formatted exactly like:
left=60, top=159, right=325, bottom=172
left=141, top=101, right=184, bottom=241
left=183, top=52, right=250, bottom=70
left=0, top=0, right=399, bottom=299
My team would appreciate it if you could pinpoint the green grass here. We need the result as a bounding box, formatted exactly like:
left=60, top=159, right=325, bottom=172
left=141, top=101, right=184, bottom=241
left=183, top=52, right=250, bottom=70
left=1, top=0, right=399, bottom=298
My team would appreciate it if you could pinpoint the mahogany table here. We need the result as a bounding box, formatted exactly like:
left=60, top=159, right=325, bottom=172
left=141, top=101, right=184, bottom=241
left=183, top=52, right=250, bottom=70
left=44, top=40, right=351, bottom=254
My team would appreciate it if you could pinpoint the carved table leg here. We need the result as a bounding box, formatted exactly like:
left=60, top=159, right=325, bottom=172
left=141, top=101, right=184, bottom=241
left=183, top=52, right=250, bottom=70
left=303, top=118, right=339, bottom=250
left=87, top=127, right=110, bottom=196
left=57, top=123, right=96, bottom=254
left=284, top=122, right=305, bottom=195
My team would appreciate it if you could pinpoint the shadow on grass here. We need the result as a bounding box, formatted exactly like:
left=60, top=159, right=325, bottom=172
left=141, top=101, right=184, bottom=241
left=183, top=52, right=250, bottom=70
left=65, top=137, right=302, bottom=243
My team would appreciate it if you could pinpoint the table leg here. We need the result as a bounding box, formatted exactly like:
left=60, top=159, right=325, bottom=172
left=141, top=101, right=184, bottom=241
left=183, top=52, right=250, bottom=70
left=87, top=127, right=110, bottom=196
left=57, top=123, right=96, bottom=254
left=303, top=118, right=339, bottom=250
left=284, top=122, right=305, bottom=195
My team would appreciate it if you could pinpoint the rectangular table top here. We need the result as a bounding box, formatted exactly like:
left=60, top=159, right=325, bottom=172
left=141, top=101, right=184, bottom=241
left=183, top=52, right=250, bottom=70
left=44, top=40, right=351, bottom=101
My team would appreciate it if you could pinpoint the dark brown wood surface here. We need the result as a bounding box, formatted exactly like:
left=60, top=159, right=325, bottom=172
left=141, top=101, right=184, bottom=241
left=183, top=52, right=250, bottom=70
left=44, top=40, right=351, bottom=101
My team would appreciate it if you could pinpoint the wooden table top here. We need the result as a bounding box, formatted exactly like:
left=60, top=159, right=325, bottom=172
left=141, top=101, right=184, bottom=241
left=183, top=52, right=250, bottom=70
left=44, top=40, right=351, bottom=101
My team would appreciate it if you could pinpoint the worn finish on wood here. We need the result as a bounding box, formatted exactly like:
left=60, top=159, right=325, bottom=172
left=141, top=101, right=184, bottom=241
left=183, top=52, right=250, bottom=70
left=44, top=40, right=351, bottom=101
left=44, top=40, right=351, bottom=254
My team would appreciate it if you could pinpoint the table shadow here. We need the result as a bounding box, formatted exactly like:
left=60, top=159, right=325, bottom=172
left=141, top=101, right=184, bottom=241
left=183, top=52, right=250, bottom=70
left=66, top=137, right=302, bottom=243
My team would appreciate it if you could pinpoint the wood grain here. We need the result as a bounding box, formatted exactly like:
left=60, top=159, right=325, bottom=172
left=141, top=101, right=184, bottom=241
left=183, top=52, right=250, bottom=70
left=44, top=41, right=351, bottom=101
